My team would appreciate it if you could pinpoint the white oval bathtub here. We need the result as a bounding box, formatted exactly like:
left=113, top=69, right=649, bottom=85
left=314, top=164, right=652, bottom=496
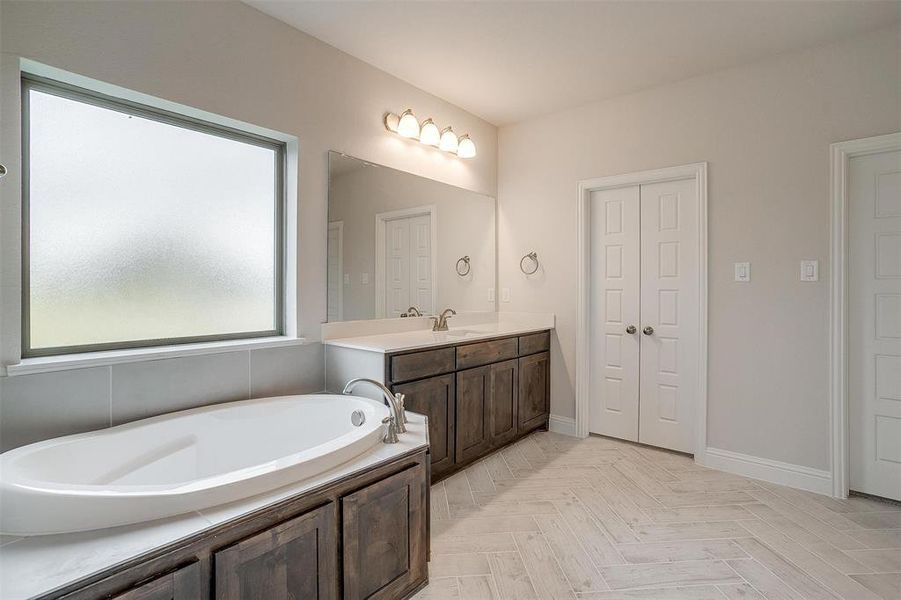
left=0, top=394, right=389, bottom=536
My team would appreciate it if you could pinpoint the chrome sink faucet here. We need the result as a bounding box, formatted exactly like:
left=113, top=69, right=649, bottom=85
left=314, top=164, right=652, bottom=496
left=342, top=378, right=407, bottom=442
left=430, top=308, right=456, bottom=332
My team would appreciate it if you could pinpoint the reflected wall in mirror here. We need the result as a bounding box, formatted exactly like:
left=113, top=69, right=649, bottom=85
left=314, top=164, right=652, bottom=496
left=328, top=152, right=496, bottom=321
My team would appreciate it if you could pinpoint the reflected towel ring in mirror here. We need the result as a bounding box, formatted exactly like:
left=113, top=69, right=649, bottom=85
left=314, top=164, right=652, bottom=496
left=456, top=256, right=471, bottom=276
left=520, top=251, right=539, bottom=275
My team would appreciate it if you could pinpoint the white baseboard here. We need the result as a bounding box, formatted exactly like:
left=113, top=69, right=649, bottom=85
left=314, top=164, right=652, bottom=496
left=704, top=447, right=832, bottom=496
left=548, top=414, right=578, bottom=437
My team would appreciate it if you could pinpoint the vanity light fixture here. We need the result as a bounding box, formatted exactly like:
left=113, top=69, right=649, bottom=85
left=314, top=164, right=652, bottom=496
left=396, top=109, right=420, bottom=139
left=438, top=126, right=459, bottom=153
left=457, top=134, right=476, bottom=159
left=383, top=109, right=476, bottom=159
left=419, top=118, right=441, bottom=146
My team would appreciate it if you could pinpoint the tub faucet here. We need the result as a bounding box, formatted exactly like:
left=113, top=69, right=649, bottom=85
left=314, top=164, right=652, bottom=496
left=342, top=378, right=407, bottom=440
left=431, top=308, right=456, bottom=331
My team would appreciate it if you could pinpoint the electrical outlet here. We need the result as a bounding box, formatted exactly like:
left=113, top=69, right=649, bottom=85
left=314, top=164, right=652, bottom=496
left=343, top=273, right=350, bottom=285
left=734, top=262, right=751, bottom=282
left=488, top=288, right=495, bottom=303
left=361, top=272, right=369, bottom=285
left=501, top=288, right=511, bottom=303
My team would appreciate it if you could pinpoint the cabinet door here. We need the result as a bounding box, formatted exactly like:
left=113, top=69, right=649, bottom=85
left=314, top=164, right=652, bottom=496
left=489, top=359, right=518, bottom=447
left=455, top=365, right=491, bottom=463
left=342, top=463, right=428, bottom=600
left=518, top=351, right=550, bottom=432
left=394, top=374, right=455, bottom=478
left=113, top=562, right=201, bottom=600
left=214, top=503, right=337, bottom=600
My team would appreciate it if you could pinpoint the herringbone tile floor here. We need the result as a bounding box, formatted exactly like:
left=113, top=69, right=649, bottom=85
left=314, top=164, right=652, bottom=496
left=413, top=431, right=901, bottom=600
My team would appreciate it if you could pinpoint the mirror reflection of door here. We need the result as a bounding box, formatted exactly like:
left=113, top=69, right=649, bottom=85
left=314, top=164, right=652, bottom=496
left=378, top=208, right=434, bottom=318
left=327, top=221, right=344, bottom=321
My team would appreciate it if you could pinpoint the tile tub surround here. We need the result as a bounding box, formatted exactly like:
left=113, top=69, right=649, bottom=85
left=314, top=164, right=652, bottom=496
left=322, top=311, right=556, bottom=353
left=0, top=343, right=325, bottom=452
left=0, top=413, right=429, bottom=599
left=414, top=431, right=901, bottom=600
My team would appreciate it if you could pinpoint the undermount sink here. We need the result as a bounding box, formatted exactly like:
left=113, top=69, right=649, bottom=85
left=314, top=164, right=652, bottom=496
left=443, top=329, right=482, bottom=338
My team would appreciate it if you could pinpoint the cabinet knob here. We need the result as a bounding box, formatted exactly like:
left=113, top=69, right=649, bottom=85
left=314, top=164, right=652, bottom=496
left=625, top=325, right=637, bottom=334
left=642, top=326, right=654, bottom=336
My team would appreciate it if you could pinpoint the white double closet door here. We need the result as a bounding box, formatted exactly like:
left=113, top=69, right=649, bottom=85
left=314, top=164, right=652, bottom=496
left=385, top=214, right=433, bottom=318
left=589, top=178, right=700, bottom=454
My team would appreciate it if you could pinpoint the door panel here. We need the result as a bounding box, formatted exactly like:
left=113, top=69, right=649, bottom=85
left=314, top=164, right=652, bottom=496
left=114, top=562, right=201, bottom=600
left=589, top=186, right=640, bottom=440
left=456, top=365, right=491, bottom=463
left=386, top=218, right=411, bottom=318
left=394, top=374, right=455, bottom=478
left=518, top=351, right=550, bottom=431
left=850, top=149, right=901, bottom=501
left=410, top=214, right=433, bottom=314
left=489, top=359, right=519, bottom=447
left=215, top=503, right=337, bottom=600
left=638, top=178, right=699, bottom=453
left=342, top=464, right=428, bottom=600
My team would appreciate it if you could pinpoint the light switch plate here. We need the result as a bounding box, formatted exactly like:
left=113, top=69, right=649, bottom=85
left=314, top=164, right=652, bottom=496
left=800, top=260, right=819, bottom=282
left=343, top=273, right=350, bottom=285
left=361, top=272, right=369, bottom=285
left=488, top=288, right=496, bottom=303
left=501, top=288, right=511, bottom=303
left=734, top=262, right=751, bottom=282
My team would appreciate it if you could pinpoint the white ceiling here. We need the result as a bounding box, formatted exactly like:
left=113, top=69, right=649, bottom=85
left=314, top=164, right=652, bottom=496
left=247, top=1, right=901, bottom=126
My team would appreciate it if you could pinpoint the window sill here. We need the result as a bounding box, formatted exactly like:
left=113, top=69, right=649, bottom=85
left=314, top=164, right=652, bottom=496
left=4, top=336, right=310, bottom=377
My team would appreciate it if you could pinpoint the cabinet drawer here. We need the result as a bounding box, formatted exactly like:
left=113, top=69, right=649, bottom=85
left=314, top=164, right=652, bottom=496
left=518, top=331, right=550, bottom=356
left=390, top=348, right=455, bottom=383
left=456, top=337, right=518, bottom=370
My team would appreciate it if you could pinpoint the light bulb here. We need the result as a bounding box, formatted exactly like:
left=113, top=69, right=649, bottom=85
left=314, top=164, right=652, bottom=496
left=419, top=119, right=440, bottom=146
left=396, top=109, right=420, bottom=139
left=439, top=126, right=458, bottom=153
left=457, top=134, right=476, bottom=159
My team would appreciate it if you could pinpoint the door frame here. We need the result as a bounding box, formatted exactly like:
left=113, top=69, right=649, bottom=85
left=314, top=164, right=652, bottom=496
left=374, top=205, right=438, bottom=318
left=575, top=162, right=708, bottom=462
left=829, top=132, right=901, bottom=499
left=327, top=220, right=344, bottom=321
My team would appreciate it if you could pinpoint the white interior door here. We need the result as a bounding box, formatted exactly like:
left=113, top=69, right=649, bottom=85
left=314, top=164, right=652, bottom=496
left=589, top=186, right=641, bottom=441
left=849, top=148, right=901, bottom=501
left=384, top=213, right=433, bottom=318
left=327, top=221, right=343, bottom=321
left=409, top=214, right=433, bottom=313
left=638, top=178, right=699, bottom=453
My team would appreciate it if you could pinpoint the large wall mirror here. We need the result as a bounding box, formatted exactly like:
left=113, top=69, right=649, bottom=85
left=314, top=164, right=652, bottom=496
left=327, top=151, right=496, bottom=321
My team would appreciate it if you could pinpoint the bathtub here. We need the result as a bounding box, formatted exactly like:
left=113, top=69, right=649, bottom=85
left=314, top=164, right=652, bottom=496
left=0, top=394, right=389, bottom=536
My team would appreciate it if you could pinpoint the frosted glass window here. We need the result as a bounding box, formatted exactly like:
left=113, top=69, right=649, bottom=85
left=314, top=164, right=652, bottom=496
left=23, top=78, right=284, bottom=355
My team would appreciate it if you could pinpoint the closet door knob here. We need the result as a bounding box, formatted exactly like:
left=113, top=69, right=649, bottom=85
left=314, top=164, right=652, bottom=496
left=642, top=326, right=654, bottom=336
left=625, top=325, right=637, bottom=334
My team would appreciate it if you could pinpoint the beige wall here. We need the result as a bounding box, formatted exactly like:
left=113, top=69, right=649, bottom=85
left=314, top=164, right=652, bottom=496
left=329, top=164, right=496, bottom=321
left=0, top=1, right=496, bottom=449
left=497, top=26, right=901, bottom=470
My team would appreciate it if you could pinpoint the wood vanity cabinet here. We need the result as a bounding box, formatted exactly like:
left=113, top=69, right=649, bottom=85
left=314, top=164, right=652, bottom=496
left=48, top=451, right=430, bottom=600
left=387, top=330, right=550, bottom=481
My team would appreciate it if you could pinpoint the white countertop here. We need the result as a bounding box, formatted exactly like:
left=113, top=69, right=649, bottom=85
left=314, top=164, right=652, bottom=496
left=0, top=415, right=429, bottom=600
left=323, top=313, right=555, bottom=353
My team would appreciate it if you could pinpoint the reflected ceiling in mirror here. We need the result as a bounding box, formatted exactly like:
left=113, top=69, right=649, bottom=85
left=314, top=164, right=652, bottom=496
left=327, top=151, right=496, bottom=322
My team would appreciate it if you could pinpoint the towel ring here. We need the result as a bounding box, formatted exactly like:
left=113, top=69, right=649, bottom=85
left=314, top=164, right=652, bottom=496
left=455, top=256, right=471, bottom=276
left=520, top=251, right=539, bottom=275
